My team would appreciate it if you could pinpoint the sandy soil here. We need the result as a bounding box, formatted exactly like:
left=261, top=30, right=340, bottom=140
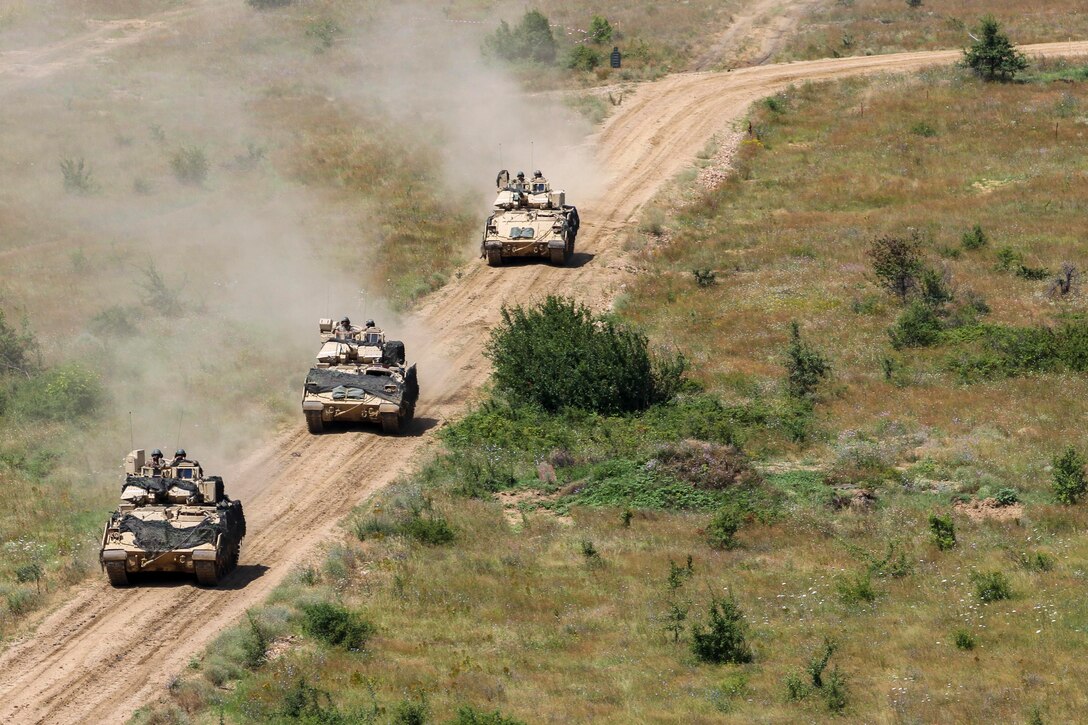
left=0, top=3, right=1086, bottom=720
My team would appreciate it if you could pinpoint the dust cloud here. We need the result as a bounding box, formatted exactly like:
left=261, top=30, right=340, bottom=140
left=0, top=0, right=601, bottom=479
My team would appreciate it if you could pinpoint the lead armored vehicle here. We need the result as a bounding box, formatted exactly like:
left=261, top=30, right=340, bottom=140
left=99, top=450, right=246, bottom=587
left=481, top=170, right=580, bottom=266
left=301, top=319, right=419, bottom=435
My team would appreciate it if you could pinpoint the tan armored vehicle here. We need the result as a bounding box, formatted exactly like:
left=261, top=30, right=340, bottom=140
left=481, top=170, right=580, bottom=266
left=301, top=318, right=419, bottom=435
left=99, top=449, right=246, bottom=587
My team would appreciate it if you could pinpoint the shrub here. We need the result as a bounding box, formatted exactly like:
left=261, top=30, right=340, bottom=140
left=482, top=10, right=557, bottom=64
left=690, top=594, right=753, bottom=664
left=785, top=673, right=810, bottom=701
left=170, top=146, right=208, bottom=184
left=918, top=268, right=953, bottom=309
left=59, top=157, right=95, bottom=194
left=566, top=45, right=601, bottom=71
left=972, top=570, right=1012, bottom=602
left=953, top=629, right=976, bottom=650
left=993, top=487, right=1019, bottom=506
left=929, top=514, right=956, bottom=550
left=806, top=638, right=836, bottom=687
left=580, top=539, right=600, bottom=561
left=299, top=601, right=374, bottom=649
left=588, top=15, right=613, bottom=44
left=889, top=300, right=943, bottom=349
left=486, top=296, right=686, bottom=414
left=89, top=305, right=139, bottom=338
left=401, top=512, right=455, bottom=546
left=910, top=120, right=936, bottom=137
left=1018, top=551, right=1055, bottom=572
left=706, top=508, right=741, bottom=549
left=656, top=440, right=759, bottom=491
left=693, top=268, right=716, bottom=287
left=240, top=610, right=270, bottom=669
left=868, top=234, right=924, bottom=302
left=1053, top=446, right=1087, bottom=505
left=306, top=17, right=341, bottom=50
left=784, top=321, right=830, bottom=398
left=961, top=224, right=988, bottom=250
left=836, top=571, right=877, bottom=605
left=823, top=667, right=849, bottom=713
left=392, top=697, right=428, bottom=725
left=9, top=364, right=103, bottom=421
left=963, top=16, right=1028, bottom=81
left=451, top=706, right=527, bottom=725
left=0, top=308, right=38, bottom=378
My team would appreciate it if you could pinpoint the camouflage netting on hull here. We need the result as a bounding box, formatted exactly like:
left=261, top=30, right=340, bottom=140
left=117, top=501, right=245, bottom=552
left=305, top=366, right=418, bottom=404
left=119, top=516, right=220, bottom=552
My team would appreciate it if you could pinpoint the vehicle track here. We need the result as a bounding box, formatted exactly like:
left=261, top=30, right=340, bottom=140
left=0, top=17, right=1086, bottom=722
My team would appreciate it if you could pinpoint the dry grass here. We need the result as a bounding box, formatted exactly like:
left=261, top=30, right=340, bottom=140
left=779, top=0, right=1088, bottom=61
left=154, top=482, right=1088, bottom=723
left=622, top=67, right=1088, bottom=490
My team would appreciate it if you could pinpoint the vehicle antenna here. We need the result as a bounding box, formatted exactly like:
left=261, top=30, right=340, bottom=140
left=128, top=411, right=134, bottom=450
left=530, top=140, right=534, bottom=172
left=175, top=408, right=184, bottom=450
left=498, top=142, right=502, bottom=168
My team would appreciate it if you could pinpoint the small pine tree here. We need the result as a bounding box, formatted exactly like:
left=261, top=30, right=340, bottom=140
left=929, top=514, right=956, bottom=550
left=691, top=594, right=753, bottom=664
left=1052, top=446, right=1087, bottom=505
left=963, top=16, right=1028, bottom=81
left=961, top=224, right=989, bottom=250
left=868, top=234, right=924, bottom=302
left=784, top=321, right=830, bottom=399
left=588, top=15, right=613, bottom=44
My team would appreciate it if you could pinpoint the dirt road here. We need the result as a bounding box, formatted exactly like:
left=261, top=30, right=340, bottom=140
left=1, top=12, right=1086, bottom=720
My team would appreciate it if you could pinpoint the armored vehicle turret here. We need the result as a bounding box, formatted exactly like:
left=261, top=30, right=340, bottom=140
left=481, top=170, right=580, bottom=266
left=301, top=319, right=419, bottom=434
left=99, top=450, right=246, bottom=587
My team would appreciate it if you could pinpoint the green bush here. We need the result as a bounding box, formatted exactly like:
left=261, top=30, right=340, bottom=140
left=706, top=507, right=741, bottom=549
left=889, top=300, right=944, bottom=349
left=784, top=321, right=830, bottom=399
left=392, top=697, right=429, bottom=725
left=482, top=10, right=557, bottom=64
left=299, top=601, right=374, bottom=650
left=59, top=157, right=95, bottom=194
left=450, top=706, right=527, bottom=725
left=1018, top=550, right=1055, bottom=572
left=401, top=512, right=455, bottom=546
left=993, top=487, right=1019, bottom=506
left=9, top=364, right=103, bottom=421
left=929, top=514, right=956, bottom=550
left=170, top=146, right=209, bottom=184
left=953, top=629, right=976, bottom=650
left=241, top=611, right=270, bottom=669
left=691, top=594, right=753, bottom=664
left=823, top=667, right=849, bottom=713
left=588, top=15, right=613, bottom=44
left=1053, top=446, right=1087, bottom=504
left=961, top=224, right=988, bottom=250
left=486, top=296, right=686, bottom=414
left=869, top=234, right=924, bottom=302
left=910, top=121, right=937, bottom=137
left=836, top=571, right=877, bottom=605
left=0, top=308, right=38, bottom=378
left=972, top=570, right=1012, bottom=602
left=566, top=45, right=602, bottom=71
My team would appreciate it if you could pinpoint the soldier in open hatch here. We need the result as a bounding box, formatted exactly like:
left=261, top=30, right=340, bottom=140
left=148, top=448, right=165, bottom=473
left=99, top=449, right=246, bottom=586
left=481, top=168, right=579, bottom=267
left=334, top=316, right=355, bottom=337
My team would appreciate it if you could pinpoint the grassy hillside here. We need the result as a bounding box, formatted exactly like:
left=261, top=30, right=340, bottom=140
left=141, top=63, right=1088, bottom=724
left=780, top=0, right=1088, bottom=61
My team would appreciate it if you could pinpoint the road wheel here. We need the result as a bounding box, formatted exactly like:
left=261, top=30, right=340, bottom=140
left=486, top=249, right=503, bottom=267
left=105, top=562, right=129, bottom=587
left=380, top=412, right=401, bottom=435
left=550, top=246, right=569, bottom=266
left=194, top=560, right=219, bottom=586
left=305, top=410, right=324, bottom=434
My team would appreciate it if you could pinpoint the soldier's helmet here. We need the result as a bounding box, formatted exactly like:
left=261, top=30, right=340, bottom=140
left=175, top=449, right=187, bottom=458
left=365, top=319, right=375, bottom=328
left=533, top=170, right=543, bottom=178
left=340, top=316, right=351, bottom=326
left=151, top=448, right=163, bottom=458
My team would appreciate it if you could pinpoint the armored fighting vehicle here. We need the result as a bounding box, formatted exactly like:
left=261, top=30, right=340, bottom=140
left=481, top=170, right=580, bottom=266
left=301, top=319, right=419, bottom=435
left=99, top=450, right=246, bottom=587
